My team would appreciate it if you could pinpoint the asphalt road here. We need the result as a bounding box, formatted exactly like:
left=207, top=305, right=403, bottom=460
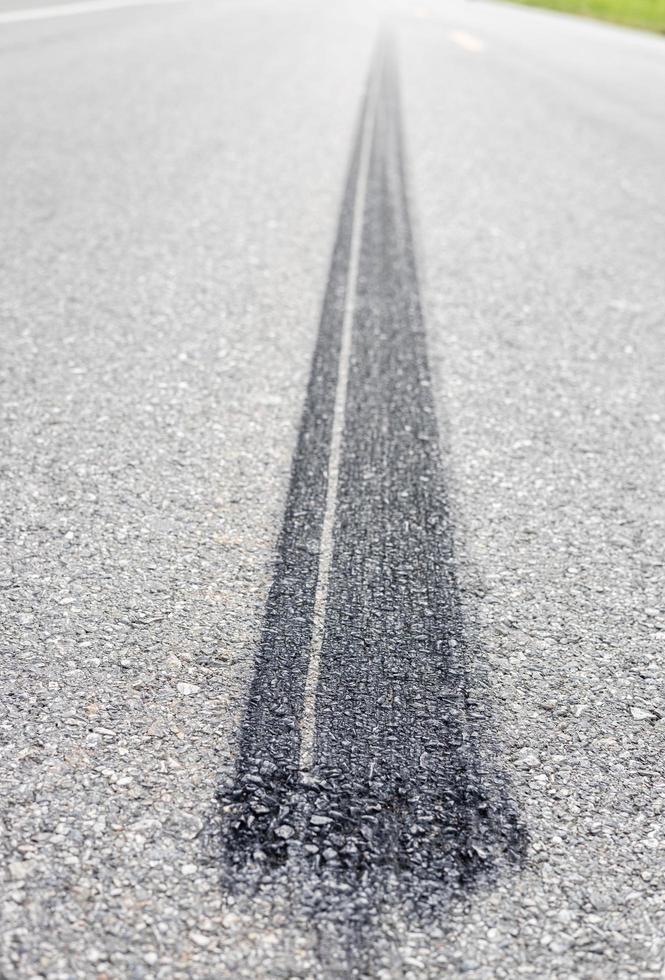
left=1, top=0, right=664, bottom=977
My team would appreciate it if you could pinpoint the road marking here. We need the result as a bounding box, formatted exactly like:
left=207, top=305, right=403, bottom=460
left=298, top=50, right=381, bottom=774
left=449, top=29, right=485, bottom=52
left=0, top=0, right=185, bottom=25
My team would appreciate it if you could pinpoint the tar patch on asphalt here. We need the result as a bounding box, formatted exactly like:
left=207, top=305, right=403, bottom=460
left=218, top=33, right=525, bottom=952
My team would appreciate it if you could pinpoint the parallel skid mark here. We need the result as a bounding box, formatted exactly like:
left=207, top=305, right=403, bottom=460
left=219, top=36, right=525, bottom=940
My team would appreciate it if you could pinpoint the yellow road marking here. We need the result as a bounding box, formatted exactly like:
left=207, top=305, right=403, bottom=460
left=449, top=30, right=485, bottom=52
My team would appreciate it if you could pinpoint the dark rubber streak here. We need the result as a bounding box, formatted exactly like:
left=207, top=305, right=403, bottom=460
left=220, top=37, right=525, bottom=938
left=219, top=60, right=373, bottom=859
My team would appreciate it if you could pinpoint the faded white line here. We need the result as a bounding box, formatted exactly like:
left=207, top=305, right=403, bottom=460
left=0, top=0, right=185, bottom=25
left=298, top=55, right=381, bottom=773
left=449, top=29, right=485, bottom=52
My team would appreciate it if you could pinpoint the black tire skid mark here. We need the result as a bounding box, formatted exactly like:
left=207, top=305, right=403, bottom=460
left=219, top=36, right=525, bottom=932
left=218, top=72, right=373, bottom=869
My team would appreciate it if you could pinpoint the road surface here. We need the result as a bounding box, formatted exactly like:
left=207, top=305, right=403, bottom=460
left=1, top=0, right=664, bottom=977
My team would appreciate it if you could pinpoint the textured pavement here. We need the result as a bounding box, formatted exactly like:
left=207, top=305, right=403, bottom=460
left=1, top=0, right=664, bottom=977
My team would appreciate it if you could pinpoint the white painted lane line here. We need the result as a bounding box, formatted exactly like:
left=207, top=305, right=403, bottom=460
left=0, top=0, right=186, bottom=25
left=449, top=30, right=485, bottom=53
left=298, top=52, right=382, bottom=774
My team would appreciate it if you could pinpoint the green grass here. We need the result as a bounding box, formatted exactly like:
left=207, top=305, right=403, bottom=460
left=504, top=0, right=665, bottom=33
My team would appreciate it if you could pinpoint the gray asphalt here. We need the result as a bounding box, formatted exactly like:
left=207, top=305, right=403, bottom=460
left=1, top=0, right=664, bottom=977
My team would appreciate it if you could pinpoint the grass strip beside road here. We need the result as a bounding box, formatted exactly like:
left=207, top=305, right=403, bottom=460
left=504, top=0, right=665, bottom=33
